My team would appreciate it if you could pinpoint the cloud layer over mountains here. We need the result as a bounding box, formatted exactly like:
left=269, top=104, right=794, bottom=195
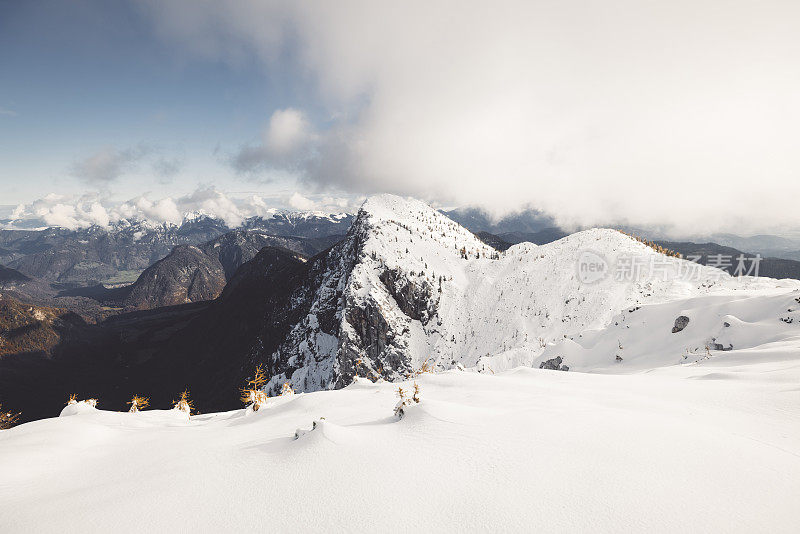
left=139, top=0, right=800, bottom=235
left=7, top=189, right=356, bottom=230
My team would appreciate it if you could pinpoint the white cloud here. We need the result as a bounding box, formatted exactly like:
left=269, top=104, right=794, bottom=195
left=265, top=108, right=313, bottom=155
left=84, top=202, right=110, bottom=227
left=142, top=0, right=800, bottom=235
left=15, top=194, right=114, bottom=229
left=287, top=192, right=316, bottom=211
left=8, top=188, right=362, bottom=230
left=125, top=197, right=183, bottom=225
left=173, top=187, right=245, bottom=227
left=232, top=108, right=316, bottom=173
left=0, top=107, right=17, bottom=117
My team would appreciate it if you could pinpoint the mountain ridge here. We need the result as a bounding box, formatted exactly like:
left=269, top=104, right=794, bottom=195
left=2, top=194, right=799, bottom=424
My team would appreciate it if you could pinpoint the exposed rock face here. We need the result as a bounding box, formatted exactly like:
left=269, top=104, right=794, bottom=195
left=252, top=221, right=367, bottom=393
left=378, top=268, right=438, bottom=324
left=255, top=195, right=495, bottom=394
left=123, top=245, right=226, bottom=310
left=539, top=356, right=569, bottom=371
left=672, top=316, right=690, bottom=333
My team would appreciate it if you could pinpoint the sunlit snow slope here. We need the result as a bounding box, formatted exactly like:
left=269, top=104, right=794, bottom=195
left=265, top=194, right=800, bottom=391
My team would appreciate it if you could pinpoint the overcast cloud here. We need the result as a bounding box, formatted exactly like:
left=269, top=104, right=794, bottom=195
left=141, top=0, right=800, bottom=235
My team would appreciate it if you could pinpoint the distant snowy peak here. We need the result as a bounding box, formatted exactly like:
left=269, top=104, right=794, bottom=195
left=278, top=210, right=351, bottom=222
left=241, top=211, right=355, bottom=237
left=22, top=210, right=355, bottom=239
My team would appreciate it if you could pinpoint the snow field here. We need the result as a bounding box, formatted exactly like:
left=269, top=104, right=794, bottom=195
left=2, top=357, right=799, bottom=532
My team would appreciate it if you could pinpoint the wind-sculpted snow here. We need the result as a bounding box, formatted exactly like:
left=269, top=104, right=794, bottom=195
left=258, top=194, right=800, bottom=394
left=3, top=365, right=800, bottom=531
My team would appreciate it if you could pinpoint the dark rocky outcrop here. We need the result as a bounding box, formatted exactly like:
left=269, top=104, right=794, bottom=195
left=710, top=338, right=733, bottom=351
left=539, top=356, right=569, bottom=371
left=379, top=268, right=438, bottom=325
left=672, top=316, right=690, bottom=333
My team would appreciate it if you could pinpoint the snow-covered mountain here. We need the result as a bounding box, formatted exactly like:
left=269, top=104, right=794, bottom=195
left=3, top=194, right=800, bottom=531
left=256, top=194, right=800, bottom=393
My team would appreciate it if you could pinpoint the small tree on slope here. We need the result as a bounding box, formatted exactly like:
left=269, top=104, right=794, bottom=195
left=173, top=390, right=194, bottom=415
left=394, top=383, right=421, bottom=418
left=241, top=364, right=269, bottom=411
left=0, top=404, right=20, bottom=430
left=128, top=395, right=149, bottom=413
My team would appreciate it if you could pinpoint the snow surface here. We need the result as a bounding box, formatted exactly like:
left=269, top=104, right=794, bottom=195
left=2, top=357, right=800, bottom=532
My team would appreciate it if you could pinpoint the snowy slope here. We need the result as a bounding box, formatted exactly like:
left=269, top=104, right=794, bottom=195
left=261, top=194, right=800, bottom=392
left=2, top=358, right=800, bottom=532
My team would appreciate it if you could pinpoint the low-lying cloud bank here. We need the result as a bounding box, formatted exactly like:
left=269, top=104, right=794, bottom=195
left=141, top=0, right=800, bottom=236
left=6, top=189, right=358, bottom=230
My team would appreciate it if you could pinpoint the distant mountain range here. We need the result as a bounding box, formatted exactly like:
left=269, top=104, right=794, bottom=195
left=0, top=212, right=354, bottom=286
left=444, top=206, right=800, bottom=262
left=0, top=229, right=344, bottom=319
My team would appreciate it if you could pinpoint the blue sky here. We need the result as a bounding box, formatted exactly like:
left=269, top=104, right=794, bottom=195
left=1, top=1, right=798, bottom=235
left=0, top=0, right=317, bottom=206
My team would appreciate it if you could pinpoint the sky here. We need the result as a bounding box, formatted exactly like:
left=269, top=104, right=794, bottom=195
left=1, top=0, right=799, bottom=235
